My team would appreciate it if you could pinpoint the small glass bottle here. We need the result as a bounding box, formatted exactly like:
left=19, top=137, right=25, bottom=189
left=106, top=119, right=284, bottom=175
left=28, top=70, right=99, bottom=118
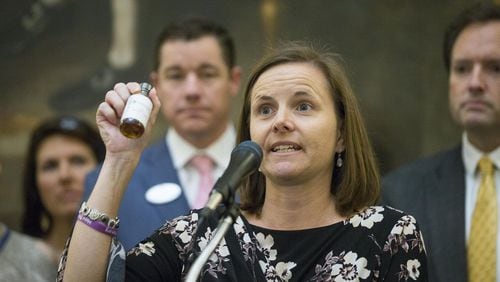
left=120, top=82, right=153, bottom=138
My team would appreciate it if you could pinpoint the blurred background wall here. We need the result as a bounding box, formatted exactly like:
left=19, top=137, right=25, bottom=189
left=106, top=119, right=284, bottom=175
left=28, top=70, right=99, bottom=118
left=0, top=0, right=492, bottom=230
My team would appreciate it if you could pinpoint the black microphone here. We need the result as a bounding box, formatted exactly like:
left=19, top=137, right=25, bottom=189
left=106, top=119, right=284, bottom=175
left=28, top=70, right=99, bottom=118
left=202, top=140, right=263, bottom=214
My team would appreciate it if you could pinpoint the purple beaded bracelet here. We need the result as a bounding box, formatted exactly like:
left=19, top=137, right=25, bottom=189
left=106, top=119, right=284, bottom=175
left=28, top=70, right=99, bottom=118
left=77, top=213, right=118, bottom=237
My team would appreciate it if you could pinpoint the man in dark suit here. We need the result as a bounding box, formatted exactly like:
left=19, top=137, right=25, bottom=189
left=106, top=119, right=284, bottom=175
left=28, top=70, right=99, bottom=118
left=382, top=3, right=500, bottom=282
left=84, top=18, right=241, bottom=250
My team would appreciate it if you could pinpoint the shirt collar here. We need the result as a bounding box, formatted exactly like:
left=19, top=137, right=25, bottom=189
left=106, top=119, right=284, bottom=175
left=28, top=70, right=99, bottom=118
left=462, top=132, right=500, bottom=174
left=167, top=124, right=236, bottom=169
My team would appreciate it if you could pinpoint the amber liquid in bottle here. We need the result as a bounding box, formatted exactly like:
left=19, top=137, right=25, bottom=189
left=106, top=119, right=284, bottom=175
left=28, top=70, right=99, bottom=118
left=119, top=82, right=153, bottom=138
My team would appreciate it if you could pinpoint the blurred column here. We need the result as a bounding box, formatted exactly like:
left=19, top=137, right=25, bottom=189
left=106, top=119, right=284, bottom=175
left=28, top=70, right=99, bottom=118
left=260, top=0, right=279, bottom=48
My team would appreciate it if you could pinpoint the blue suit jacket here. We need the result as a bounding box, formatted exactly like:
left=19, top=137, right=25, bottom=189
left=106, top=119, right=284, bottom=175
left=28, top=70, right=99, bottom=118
left=84, top=140, right=190, bottom=250
left=381, top=144, right=466, bottom=282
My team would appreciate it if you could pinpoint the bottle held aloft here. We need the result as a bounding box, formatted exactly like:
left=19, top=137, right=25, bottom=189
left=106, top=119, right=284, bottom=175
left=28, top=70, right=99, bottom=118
left=120, top=82, right=153, bottom=138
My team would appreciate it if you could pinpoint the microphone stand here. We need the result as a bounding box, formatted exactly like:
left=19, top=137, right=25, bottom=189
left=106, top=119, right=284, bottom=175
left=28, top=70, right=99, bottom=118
left=185, top=204, right=240, bottom=282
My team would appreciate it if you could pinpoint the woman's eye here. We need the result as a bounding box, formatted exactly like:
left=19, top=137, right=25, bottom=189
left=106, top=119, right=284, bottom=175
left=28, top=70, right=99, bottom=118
left=70, top=155, right=89, bottom=166
left=258, top=105, right=273, bottom=115
left=297, top=103, right=312, bottom=112
left=41, top=160, right=58, bottom=172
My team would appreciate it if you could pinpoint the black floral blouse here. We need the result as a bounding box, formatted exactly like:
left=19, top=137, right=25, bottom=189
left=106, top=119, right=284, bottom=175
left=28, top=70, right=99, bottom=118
left=118, top=205, right=427, bottom=281
left=57, top=205, right=427, bottom=281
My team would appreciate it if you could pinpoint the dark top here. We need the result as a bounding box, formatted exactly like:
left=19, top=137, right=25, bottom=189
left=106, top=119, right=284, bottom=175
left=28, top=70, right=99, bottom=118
left=122, top=206, right=427, bottom=281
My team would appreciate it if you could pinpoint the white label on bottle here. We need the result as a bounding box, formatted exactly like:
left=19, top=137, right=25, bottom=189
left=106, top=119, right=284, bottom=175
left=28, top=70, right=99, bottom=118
left=120, top=94, right=153, bottom=126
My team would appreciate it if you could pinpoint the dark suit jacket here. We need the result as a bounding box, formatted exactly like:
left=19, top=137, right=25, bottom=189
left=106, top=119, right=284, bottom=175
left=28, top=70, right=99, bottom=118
left=381, top=144, right=467, bottom=282
left=84, top=140, right=190, bottom=250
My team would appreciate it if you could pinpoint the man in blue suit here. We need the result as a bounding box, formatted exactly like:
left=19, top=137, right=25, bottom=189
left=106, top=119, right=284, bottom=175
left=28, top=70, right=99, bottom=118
left=381, top=3, right=500, bottom=282
left=85, top=18, right=241, bottom=250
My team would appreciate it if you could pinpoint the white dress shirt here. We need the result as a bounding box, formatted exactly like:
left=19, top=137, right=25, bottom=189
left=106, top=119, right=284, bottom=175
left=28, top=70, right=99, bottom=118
left=166, top=124, right=236, bottom=208
left=462, top=133, right=500, bottom=276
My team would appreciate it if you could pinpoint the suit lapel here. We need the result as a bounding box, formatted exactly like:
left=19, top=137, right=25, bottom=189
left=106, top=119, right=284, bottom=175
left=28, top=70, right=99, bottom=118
left=424, top=145, right=467, bottom=281
left=142, top=141, right=190, bottom=221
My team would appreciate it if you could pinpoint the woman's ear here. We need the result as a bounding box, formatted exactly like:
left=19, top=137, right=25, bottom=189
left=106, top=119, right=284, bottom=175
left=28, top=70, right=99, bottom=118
left=335, top=130, right=345, bottom=153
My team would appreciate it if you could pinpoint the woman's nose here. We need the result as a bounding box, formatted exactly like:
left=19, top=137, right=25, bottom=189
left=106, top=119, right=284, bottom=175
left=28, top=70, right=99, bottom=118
left=57, top=161, right=73, bottom=182
left=272, top=110, right=294, bottom=133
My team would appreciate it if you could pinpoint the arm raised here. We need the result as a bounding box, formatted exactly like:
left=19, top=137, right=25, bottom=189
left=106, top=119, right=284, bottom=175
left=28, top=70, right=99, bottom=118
left=63, top=82, right=161, bottom=281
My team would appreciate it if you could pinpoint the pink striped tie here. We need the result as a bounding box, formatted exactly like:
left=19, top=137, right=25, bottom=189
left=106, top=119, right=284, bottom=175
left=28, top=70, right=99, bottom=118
left=191, top=155, right=214, bottom=209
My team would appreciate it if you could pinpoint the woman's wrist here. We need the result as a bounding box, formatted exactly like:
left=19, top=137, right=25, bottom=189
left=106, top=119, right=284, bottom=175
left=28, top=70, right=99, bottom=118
left=103, top=151, right=141, bottom=169
left=77, top=201, right=119, bottom=237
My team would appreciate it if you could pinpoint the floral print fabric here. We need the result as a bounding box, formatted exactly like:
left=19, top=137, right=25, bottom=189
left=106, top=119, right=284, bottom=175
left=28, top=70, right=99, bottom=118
left=123, top=206, right=427, bottom=281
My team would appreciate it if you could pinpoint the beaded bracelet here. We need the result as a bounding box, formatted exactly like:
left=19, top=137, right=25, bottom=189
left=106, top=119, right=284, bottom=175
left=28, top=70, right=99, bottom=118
left=77, top=202, right=120, bottom=237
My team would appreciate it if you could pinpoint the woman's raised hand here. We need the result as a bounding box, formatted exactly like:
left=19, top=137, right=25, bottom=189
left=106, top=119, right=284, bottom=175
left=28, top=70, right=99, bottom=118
left=96, top=82, right=161, bottom=158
